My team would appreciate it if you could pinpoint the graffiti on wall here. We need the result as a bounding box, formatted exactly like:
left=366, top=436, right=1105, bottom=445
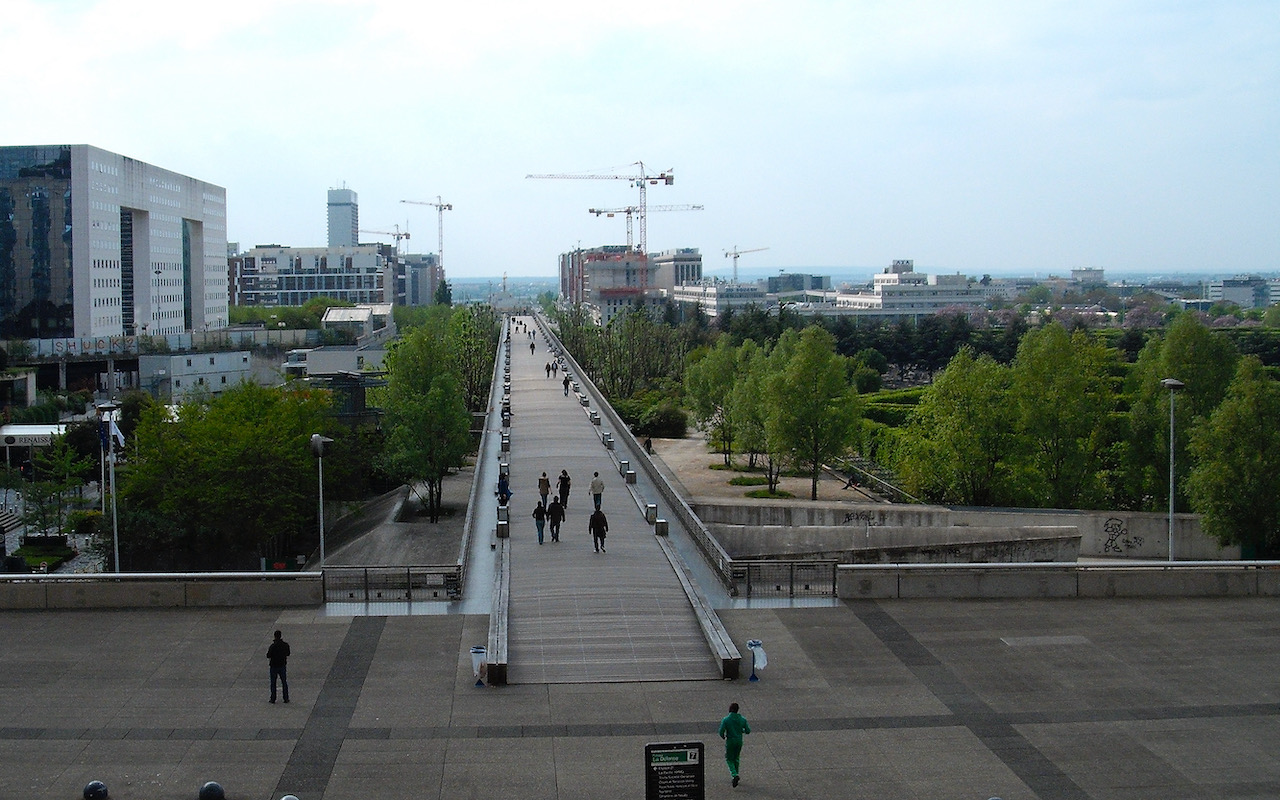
left=1102, top=517, right=1144, bottom=553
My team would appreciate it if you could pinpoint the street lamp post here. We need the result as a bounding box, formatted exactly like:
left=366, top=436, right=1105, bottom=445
left=310, top=434, right=334, bottom=568
left=97, top=402, right=121, bottom=572
left=1161, top=378, right=1185, bottom=561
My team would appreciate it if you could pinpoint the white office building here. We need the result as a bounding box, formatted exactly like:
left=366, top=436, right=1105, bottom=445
left=327, top=188, right=359, bottom=248
left=0, top=144, right=228, bottom=340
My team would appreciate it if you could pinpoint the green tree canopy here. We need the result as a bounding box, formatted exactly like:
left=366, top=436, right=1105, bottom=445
left=120, top=382, right=335, bottom=569
left=766, top=326, right=861, bottom=500
left=1186, top=357, right=1280, bottom=557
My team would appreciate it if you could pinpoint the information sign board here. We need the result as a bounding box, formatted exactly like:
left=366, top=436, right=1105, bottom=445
left=645, top=741, right=704, bottom=800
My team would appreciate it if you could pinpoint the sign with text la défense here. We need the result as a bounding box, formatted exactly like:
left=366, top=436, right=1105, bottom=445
left=645, top=741, right=704, bottom=800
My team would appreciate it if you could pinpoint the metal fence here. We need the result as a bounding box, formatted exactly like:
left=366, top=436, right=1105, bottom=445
left=731, top=560, right=839, bottom=598
left=322, top=566, right=462, bottom=602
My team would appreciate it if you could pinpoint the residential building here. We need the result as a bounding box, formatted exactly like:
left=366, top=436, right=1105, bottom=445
left=402, top=252, right=443, bottom=306
left=139, top=350, right=252, bottom=400
left=327, top=188, right=358, bottom=247
left=232, top=244, right=391, bottom=306
left=0, top=144, right=228, bottom=340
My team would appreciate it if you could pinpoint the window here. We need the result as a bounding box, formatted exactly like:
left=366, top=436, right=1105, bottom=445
left=209, top=357, right=215, bottom=365
left=186, top=358, right=192, bottom=367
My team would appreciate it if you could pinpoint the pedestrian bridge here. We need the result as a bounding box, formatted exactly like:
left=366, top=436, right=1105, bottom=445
left=476, top=314, right=740, bottom=684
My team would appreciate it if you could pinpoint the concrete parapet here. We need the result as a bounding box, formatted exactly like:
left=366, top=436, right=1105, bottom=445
left=46, top=580, right=186, bottom=608
left=185, top=577, right=322, bottom=607
left=1077, top=568, right=1258, bottom=597
left=0, top=580, right=47, bottom=609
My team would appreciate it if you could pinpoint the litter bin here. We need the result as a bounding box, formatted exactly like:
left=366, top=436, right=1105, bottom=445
left=470, top=645, right=487, bottom=687
left=746, top=639, right=767, bottom=682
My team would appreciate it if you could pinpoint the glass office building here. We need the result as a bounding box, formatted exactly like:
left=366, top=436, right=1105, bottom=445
left=0, top=145, right=228, bottom=341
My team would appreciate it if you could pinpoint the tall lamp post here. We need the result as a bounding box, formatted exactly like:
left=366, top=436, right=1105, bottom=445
left=310, top=434, right=334, bottom=568
left=1161, top=378, right=1185, bottom=561
left=97, top=402, right=121, bottom=572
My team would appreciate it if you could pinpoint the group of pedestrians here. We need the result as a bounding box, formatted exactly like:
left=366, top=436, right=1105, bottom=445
left=544, top=361, right=560, bottom=378
left=528, top=469, right=610, bottom=552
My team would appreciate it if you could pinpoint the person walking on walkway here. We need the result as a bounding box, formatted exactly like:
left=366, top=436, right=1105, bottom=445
left=562, top=374, right=570, bottom=396
left=545, top=362, right=552, bottom=378
left=547, top=497, right=565, bottom=542
left=538, top=472, right=551, bottom=506
left=557, top=470, right=571, bottom=507
left=267, top=630, right=291, bottom=704
left=590, top=471, right=605, bottom=510
left=530, top=340, right=536, bottom=355
left=588, top=508, right=608, bottom=553
left=551, top=361, right=558, bottom=377
left=718, top=702, right=751, bottom=786
left=532, top=500, right=548, bottom=545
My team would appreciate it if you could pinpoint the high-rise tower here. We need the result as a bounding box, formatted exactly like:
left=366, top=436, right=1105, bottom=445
left=327, top=187, right=358, bottom=247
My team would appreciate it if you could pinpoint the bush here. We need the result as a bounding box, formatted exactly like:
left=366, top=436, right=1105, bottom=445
left=636, top=402, right=687, bottom=438
left=728, top=475, right=769, bottom=486
left=745, top=488, right=794, bottom=499
left=67, top=509, right=102, bottom=536
left=13, top=542, right=75, bottom=571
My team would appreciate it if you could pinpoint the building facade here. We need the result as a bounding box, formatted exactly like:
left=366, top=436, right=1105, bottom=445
left=327, top=188, right=358, bottom=248
left=139, top=350, right=252, bottom=401
left=559, top=245, right=663, bottom=324
left=0, top=144, right=228, bottom=340
left=232, top=244, right=391, bottom=306
left=650, top=248, right=702, bottom=291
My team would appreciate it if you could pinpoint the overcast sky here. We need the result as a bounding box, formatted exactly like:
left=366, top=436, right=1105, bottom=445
left=5, top=1, right=1276, bottom=280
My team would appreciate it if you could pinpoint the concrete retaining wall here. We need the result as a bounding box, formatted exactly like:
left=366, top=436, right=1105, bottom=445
left=693, top=502, right=1238, bottom=561
left=0, top=574, right=323, bottom=610
left=836, top=563, right=1280, bottom=599
left=712, top=524, right=1080, bottom=563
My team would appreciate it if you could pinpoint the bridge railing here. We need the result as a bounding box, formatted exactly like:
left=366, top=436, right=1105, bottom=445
left=321, top=565, right=462, bottom=602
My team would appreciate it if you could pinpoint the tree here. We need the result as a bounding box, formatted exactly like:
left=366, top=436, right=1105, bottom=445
left=379, top=372, right=472, bottom=522
left=895, top=348, right=1015, bottom=505
left=121, top=383, right=335, bottom=569
left=446, top=305, right=499, bottom=412
left=766, top=326, right=861, bottom=500
left=729, top=340, right=770, bottom=471
left=684, top=338, right=740, bottom=465
left=1010, top=323, right=1115, bottom=508
left=1186, top=357, right=1280, bottom=557
left=434, top=279, right=453, bottom=306
left=21, top=435, right=95, bottom=537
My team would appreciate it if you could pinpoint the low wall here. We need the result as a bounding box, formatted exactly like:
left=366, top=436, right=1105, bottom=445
left=836, top=562, right=1280, bottom=599
left=712, top=524, right=1080, bottom=563
left=0, top=573, right=323, bottom=610
left=692, top=502, right=1238, bottom=561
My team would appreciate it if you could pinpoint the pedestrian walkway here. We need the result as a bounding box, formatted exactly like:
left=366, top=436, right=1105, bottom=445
left=500, top=316, right=721, bottom=683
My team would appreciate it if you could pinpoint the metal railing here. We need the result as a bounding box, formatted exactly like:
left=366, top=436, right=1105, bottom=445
left=321, top=566, right=462, bottom=602
left=731, top=560, right=839, bottom=598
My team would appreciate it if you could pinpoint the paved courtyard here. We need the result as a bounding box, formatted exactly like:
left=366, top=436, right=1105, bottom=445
left=2, top=596, right=1278, bottom=799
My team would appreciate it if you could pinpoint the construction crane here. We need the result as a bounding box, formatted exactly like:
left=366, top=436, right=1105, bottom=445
left=587, top=204, right=703, bottom=251
left=527, top=162, right=674, bottom=256
left=400, top=196, right=452, bottom=269
left=359, top=224, right=411, bottom=254
left=724, top=246, right=769, bottom=283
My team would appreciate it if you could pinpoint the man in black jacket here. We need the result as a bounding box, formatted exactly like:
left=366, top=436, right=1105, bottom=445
left=268, top=630, right=291, bottom=704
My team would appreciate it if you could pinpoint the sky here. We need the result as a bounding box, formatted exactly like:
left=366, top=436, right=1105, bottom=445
left=4, top=1, right=1277, bottom=280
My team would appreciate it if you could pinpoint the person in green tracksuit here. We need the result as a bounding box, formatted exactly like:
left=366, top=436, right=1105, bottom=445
left=718, top=701, right=751, bottom=787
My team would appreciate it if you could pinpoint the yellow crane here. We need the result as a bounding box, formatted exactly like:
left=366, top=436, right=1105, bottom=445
left=587, top=204, right=703, bottom=250
left=400, top=196, right=452, bottom=268
left=527, top=161, right=674, bottom=255
left=358, top=224, right=411, bottom=254
left=724, top=246, right=769, bottom=283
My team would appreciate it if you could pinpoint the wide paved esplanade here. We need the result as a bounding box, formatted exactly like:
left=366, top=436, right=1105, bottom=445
left=2, top=315, right=1280, bottom=799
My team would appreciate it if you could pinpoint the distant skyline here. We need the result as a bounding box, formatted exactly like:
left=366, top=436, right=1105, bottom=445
left=5, top=1, right=1276, bottom=280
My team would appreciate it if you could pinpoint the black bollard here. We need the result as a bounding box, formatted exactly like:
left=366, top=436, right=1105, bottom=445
left=83, top=780, right=109, bottom=800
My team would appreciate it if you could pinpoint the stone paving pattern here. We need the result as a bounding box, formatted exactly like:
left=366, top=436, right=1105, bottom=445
left=2, top=598, right=1279, bottom=798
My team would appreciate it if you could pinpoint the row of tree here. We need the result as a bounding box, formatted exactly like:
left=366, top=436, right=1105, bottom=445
left=883, top=315, right=1280, bottom=555
left=684, top=327, right=861, bottom=500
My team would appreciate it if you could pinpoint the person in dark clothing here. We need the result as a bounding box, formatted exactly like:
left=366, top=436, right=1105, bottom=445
left=589, top=509, right=608, bottom=553
left=547, top=498, right=565, bottom=542
left=267, top=630, right=290, bottom=704
left=545, top=362, right=552, bottom=378
left=557, top=470, right=571, bottom=507
left=497, top=473, right=510, bottom=505
left=532, top=500, right=547, bottom=545
left=530, top=341, right=536, bottom=355
left=719, top=702, right=751, bottom=786
left=562, top=375, right=571, bottom=396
